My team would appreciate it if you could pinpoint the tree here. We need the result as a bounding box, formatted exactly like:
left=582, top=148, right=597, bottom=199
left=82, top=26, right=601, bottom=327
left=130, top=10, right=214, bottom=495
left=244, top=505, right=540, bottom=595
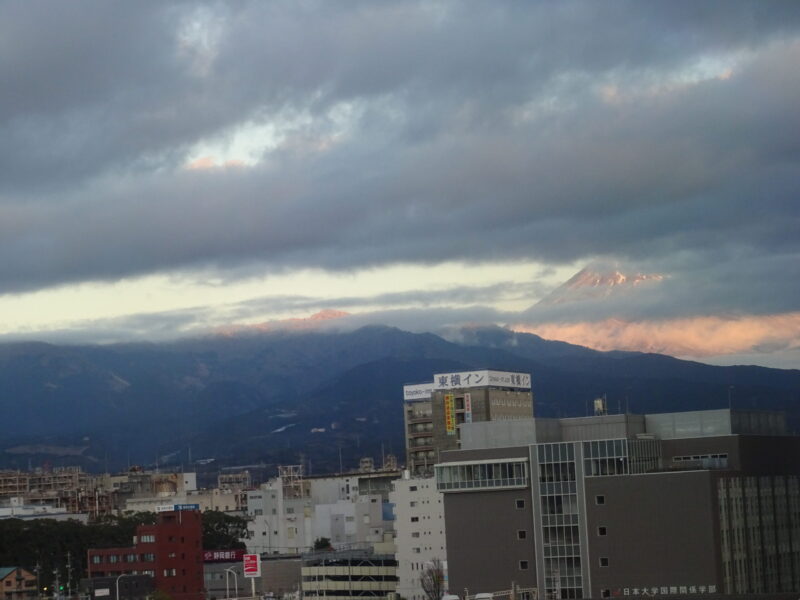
left=420, top=558, right=445, bottom=600
left=202, top=510, right=248, bottom=550
left=313, top=537, right=332, bottom=551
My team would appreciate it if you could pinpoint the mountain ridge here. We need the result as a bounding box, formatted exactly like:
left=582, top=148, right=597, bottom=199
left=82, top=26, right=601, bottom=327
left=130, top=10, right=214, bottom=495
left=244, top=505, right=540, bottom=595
left=0, top=325, right=796, bottom=474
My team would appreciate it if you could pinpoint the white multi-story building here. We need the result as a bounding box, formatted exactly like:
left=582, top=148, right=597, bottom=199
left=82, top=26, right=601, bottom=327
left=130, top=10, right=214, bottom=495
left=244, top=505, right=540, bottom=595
left=390, top=475, right=447, bottom=600
left=245, top=466, right=400, bottom=555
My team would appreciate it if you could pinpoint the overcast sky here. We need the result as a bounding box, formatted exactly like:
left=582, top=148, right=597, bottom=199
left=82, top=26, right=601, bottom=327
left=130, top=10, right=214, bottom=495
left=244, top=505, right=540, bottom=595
left=1, top=1, right=799, bottom=367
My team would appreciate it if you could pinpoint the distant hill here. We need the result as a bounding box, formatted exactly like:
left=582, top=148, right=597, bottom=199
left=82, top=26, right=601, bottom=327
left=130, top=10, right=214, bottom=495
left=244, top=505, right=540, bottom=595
left=0, top=325, right=797, bottom=475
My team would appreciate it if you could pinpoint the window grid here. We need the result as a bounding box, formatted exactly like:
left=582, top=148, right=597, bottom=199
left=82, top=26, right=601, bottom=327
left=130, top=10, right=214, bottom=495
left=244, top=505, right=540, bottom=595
left=537, top=442, right=584, bottom=598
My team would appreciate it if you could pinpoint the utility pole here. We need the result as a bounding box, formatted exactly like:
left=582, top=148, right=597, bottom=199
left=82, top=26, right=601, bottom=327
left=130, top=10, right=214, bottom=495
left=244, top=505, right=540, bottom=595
left=34, top=564, right=41, bottom=600
left=66, top=552, right=72, bottom=599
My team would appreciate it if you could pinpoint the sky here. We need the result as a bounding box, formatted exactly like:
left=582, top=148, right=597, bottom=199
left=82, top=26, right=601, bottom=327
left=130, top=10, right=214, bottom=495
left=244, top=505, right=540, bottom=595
left=1, top=1, right=799, bottom=368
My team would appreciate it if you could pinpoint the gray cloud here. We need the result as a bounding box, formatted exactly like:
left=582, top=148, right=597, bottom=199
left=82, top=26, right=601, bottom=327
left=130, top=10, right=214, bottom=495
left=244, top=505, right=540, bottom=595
left=1, top=0, right=799, bottom=329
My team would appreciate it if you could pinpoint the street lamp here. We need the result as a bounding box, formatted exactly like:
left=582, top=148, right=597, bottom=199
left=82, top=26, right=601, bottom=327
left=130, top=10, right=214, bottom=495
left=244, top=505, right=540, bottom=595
left=115, top=574, right=137, bottom=600
left=224, top=568, right=239, bottom=600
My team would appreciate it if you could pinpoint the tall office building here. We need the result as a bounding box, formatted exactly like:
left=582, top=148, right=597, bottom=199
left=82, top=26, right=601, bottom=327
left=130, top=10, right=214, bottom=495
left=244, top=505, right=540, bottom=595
left=403, top=370, right=533, bottom=476
left=436, top=409, right=800, bottom=599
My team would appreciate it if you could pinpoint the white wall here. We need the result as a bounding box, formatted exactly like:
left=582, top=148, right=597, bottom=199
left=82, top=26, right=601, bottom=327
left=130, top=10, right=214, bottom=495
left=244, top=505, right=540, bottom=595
left=390, top=476, right=447, bottom=600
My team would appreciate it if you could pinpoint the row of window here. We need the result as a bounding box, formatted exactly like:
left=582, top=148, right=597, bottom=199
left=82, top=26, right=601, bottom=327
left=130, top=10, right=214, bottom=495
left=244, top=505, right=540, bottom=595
left=91, top=554, right=155, bottom=564
left=436, top=460, right=528, bottom=491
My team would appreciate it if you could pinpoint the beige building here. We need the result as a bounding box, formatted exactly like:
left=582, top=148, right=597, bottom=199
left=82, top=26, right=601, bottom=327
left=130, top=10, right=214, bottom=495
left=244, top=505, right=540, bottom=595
left=403, top=370, right=533, bottom=476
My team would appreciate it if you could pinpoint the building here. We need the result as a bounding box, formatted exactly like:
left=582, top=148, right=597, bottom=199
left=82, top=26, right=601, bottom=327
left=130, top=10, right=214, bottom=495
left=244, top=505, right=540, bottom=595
left=0, top=497, right=88, bottom=522
left=87, top=508, right=204, bottom=600
left=245, top=466, right=400, bottom=555
left=403, top=370, right=534, bottom=476
left=0, top=467, right=113, bottom=517
left=79, top=575, right=153, bottom=600
left=390, top=475, right=447, bottom=600
left=0, top=568, right=37, bottom=600
left=301, top=547, right=398, bottom=600
left=436, top=409, right=800, bottom=599
left=202, top=552, right=248, bottom=600
left=260, top=555, right=303, bottom=598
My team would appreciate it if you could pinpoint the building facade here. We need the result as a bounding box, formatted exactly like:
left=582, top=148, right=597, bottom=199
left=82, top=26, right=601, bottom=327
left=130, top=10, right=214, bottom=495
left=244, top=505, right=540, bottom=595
left=87, top=508, right=204, bottom=600
left=390, top=476, right=447, bottom=600
left=436, top=409, right=800, bottom=599
left=403, top=370, right=533, bottom=477
left=301, top=549, right=398, bottom=600
left=245, top=466, right=400, bottom=555
left=0, top=568, right=37, bottom=600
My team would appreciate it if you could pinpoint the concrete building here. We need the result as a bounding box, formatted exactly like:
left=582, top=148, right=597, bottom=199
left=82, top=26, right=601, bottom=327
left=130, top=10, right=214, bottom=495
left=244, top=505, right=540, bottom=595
left=403, top=370, right=533, bottom=477
left=245, top=466, right=400, bottom=555
left=125, top=487, right=243, bottom=514
left=0, top=467, right=114, bottom=517
left=436, top=409, right=800, bottom=599
left=79, top=575, right=154, bottom=600
left=260, top=555, right=303, bottom=599
left=390, top=475, right=447, bottom=600
left=203, top=556, right=248, bottom=600
left=0, top=497, right=89, bottom=522
left=301, top=547, right=398, bottom=600
left=87, top=508, right=205, bottom=600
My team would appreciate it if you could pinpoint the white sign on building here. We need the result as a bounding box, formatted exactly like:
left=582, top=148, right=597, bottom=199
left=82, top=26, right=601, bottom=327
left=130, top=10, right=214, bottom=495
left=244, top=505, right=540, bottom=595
left=432, top=370, right=531, bottom=390
left=403, top=382, right=435, bottom=401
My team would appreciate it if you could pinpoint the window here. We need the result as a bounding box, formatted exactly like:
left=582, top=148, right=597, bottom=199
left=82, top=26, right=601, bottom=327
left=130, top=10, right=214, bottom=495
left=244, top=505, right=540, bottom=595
left=411, top=516, right=419, bottom=522
left=412, top=532, right=420, bottom=538
left=140, top=535, right=155, bottom=543
left=91, top=556, right=101, bottom=564
left=517, top=530, right=527, bottom=540
left=598, top=526, right=607, bottom=536
left=595, top=495, right=605, bottom=505
left=413, top=548, right=421, bottom=554
left=163, top=569, right=176, bottom=577
left=410, top=501, right=417, bottom=507
left=601, top=590, right=611, bottom=598
left=409, top=486, right=417, bottom=492
left=142, top=554, right=155, bottom=562
left=515, top=499, right=525, bottom=509
left=599, top=557, right=609, bottom=567
left=519, top=561, right=529, bottom=570
left=108, top=556, right=118, bottom=564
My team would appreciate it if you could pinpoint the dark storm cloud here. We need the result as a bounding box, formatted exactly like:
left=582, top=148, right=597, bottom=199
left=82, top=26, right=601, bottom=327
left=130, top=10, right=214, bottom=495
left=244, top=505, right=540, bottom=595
left=1, top=0, right=800, bottom=323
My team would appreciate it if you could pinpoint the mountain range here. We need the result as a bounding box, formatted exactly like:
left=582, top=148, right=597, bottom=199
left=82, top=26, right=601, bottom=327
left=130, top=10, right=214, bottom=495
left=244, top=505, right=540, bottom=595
left=1, top=325, right=798, bottom=476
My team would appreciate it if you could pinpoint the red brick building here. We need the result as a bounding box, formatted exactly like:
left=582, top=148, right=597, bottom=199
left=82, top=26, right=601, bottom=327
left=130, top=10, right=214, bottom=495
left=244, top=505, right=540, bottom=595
left=87, top=509, right=204, bottom=600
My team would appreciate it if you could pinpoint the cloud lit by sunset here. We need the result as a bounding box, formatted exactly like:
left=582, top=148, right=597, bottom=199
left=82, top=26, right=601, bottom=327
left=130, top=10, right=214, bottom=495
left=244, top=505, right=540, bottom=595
left=513, top=313, right=800, bottom=359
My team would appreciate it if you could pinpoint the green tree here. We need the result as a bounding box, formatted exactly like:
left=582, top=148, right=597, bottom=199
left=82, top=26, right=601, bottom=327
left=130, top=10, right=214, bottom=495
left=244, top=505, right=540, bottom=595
left=202, top=510, right=248, bottom=550
left=313, top=537, right=332, bottom=551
